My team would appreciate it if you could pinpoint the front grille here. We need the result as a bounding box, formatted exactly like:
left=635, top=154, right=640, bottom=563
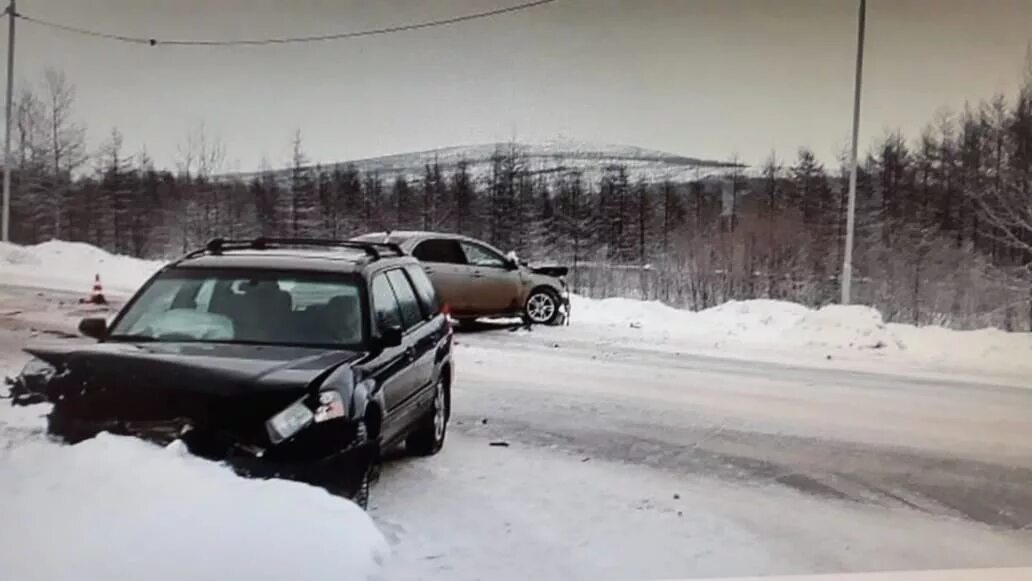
left=51, top=370, right=305, bottom=446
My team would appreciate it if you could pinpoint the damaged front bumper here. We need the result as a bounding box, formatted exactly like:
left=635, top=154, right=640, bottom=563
left=47, top=407, right=374, bottom=493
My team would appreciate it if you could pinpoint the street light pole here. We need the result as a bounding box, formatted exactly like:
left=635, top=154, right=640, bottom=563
left=1, top=0, right=14, bottom=242
left=841, top=0, right=866, bottom=305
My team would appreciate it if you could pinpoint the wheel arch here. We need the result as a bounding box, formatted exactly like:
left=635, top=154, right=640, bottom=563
left=439, top=361, right=452, bottom=421
left=345, top=375, right=384, bottom=441
left=526, top=283, right=561, bottom=303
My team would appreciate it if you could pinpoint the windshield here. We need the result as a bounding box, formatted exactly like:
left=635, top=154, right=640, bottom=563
left=109, top=268, right=366, bottom=348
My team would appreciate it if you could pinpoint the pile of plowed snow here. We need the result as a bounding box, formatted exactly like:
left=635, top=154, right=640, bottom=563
left=0, top=391, right=388, bottom=581
left=571, top=296, right=898, bottom=348
left=0, top=240, right=164, bottom=294
left=570, top=295, right=1032, bottom=375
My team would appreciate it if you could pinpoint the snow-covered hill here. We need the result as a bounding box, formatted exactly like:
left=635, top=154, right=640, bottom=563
left=241, top=139, right=739, bottom=185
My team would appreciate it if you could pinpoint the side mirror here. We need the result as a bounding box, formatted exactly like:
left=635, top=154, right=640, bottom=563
left=379, top=325, right=403, bottom=348
left=78, top=317, right=108, bottom=340
left=505, top=250, right=520, bottom=269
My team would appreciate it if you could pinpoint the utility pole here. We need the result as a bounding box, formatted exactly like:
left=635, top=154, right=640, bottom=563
left=1, top=0, right=14, bottom=242
left=841, top=0, right=865, bottom=305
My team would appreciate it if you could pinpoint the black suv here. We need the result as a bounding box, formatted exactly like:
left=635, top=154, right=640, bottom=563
left=9, top=238, right=453, bottom=508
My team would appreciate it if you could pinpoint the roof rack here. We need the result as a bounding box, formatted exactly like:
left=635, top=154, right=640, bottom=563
left=182, top=237, right=405, bottom=261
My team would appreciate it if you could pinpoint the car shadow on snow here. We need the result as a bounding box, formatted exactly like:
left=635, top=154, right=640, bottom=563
left=451, top=319, right=528, bottom=334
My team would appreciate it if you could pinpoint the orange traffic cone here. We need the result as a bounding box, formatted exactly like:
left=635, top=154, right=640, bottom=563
left=79, top=274, right=108, bottom=306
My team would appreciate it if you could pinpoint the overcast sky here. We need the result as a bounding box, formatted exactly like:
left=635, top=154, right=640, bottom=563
left=7, top=0, right=1032, bottom=171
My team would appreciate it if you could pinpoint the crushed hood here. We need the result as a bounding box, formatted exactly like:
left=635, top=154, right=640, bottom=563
left=27, top=341, right=364, bottom=397
left=528, top=264, right=569, bottom=278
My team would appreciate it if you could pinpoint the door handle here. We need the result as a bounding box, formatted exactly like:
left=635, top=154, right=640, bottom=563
left=472, top=272, right=484, bottom=278
left=404, top=346, right=416, bottom=361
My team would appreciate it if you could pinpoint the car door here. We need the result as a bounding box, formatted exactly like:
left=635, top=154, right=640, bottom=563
left=368, top=273, right=416, bottom=424
left=459, top=240, right=524, bottom=315
left=386, top=268, right=435, bottom=394
left=411, top=238, right=473, bottom=315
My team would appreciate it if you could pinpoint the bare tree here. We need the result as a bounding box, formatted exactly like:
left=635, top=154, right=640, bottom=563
left=9, top=87, right=48, bottom=241
left=14, top=86, right=45, bottom=169
left=175, top=123, right=227, bottom=243
left=288, top=130, right=316, bottom=237
left=974, top=56, right=1032, bottom=260
left=42, top=69, right=87, bottom=238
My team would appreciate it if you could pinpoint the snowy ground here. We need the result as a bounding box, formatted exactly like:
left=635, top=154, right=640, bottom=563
left=2, top=242, right=1032, bottom=580
left=0, top=370, right=388, bottom=581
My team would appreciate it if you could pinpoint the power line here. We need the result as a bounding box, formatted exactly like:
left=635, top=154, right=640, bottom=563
left=14, top=0, right=555, bottom=47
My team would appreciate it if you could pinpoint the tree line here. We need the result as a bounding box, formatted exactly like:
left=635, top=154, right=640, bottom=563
left=6, top=67, right=1032, bottom=330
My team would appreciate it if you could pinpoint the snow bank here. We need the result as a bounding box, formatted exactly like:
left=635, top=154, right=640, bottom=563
left=570, top=296, right=817, bottom=345
left=570, top=295, right=1032, bottom=378
left=784, top=304, right=902, bottom=351
left=0, top=389, right=388, bottom=581
left=0, top=240, right=164, bottom=294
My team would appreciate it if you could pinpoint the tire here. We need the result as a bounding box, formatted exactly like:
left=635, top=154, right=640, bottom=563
left=453, top=317, right=478, bottom=329
left=524, top=288, right=561, bottom=325
left=332, top=420, right=372, bottom=510
left=406, top=377, right=448, bottom=456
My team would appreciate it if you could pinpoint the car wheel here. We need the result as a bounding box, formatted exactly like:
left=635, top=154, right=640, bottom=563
left=407, top=377, right=448, bottom=456
left=525, top=289, right=561, bottom=325
left=454, top=317, right=478, bottom=329
left=331, top=420, right=372, bottom=509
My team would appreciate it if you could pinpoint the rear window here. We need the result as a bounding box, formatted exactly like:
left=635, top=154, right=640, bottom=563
left=412, top=239, right=466, bottom=264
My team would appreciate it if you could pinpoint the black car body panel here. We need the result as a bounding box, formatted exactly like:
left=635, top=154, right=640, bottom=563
left=24, top=342, right=362, bottom=451
left=529, top=265, right=569, bottom=278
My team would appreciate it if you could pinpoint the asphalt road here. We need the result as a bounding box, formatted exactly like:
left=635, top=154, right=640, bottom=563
left=450, top=326, right=1032, bottom=530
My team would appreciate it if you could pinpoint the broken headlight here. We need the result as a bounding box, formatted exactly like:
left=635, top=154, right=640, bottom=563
left=21, top=357, right=57, bottom=378
left=265, top=390, right=350, bottom=445
left=265, top=399, right=314, bottom=444
left=314, top=390, right=346, bottom=423
left=7, top=357, right=58, bottom=404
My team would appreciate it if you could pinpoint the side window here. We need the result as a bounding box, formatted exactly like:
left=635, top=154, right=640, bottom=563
left=461, top=242, right=507, bottom=268
left=386, top=269, right=424, bottom=329
left=404, top=265, right=439, bottom=317
left=194, top=279, right=217, bottom=312
left=370, top=275, right=403, bottom=331
left=412, top=239, right=466, bottom=265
